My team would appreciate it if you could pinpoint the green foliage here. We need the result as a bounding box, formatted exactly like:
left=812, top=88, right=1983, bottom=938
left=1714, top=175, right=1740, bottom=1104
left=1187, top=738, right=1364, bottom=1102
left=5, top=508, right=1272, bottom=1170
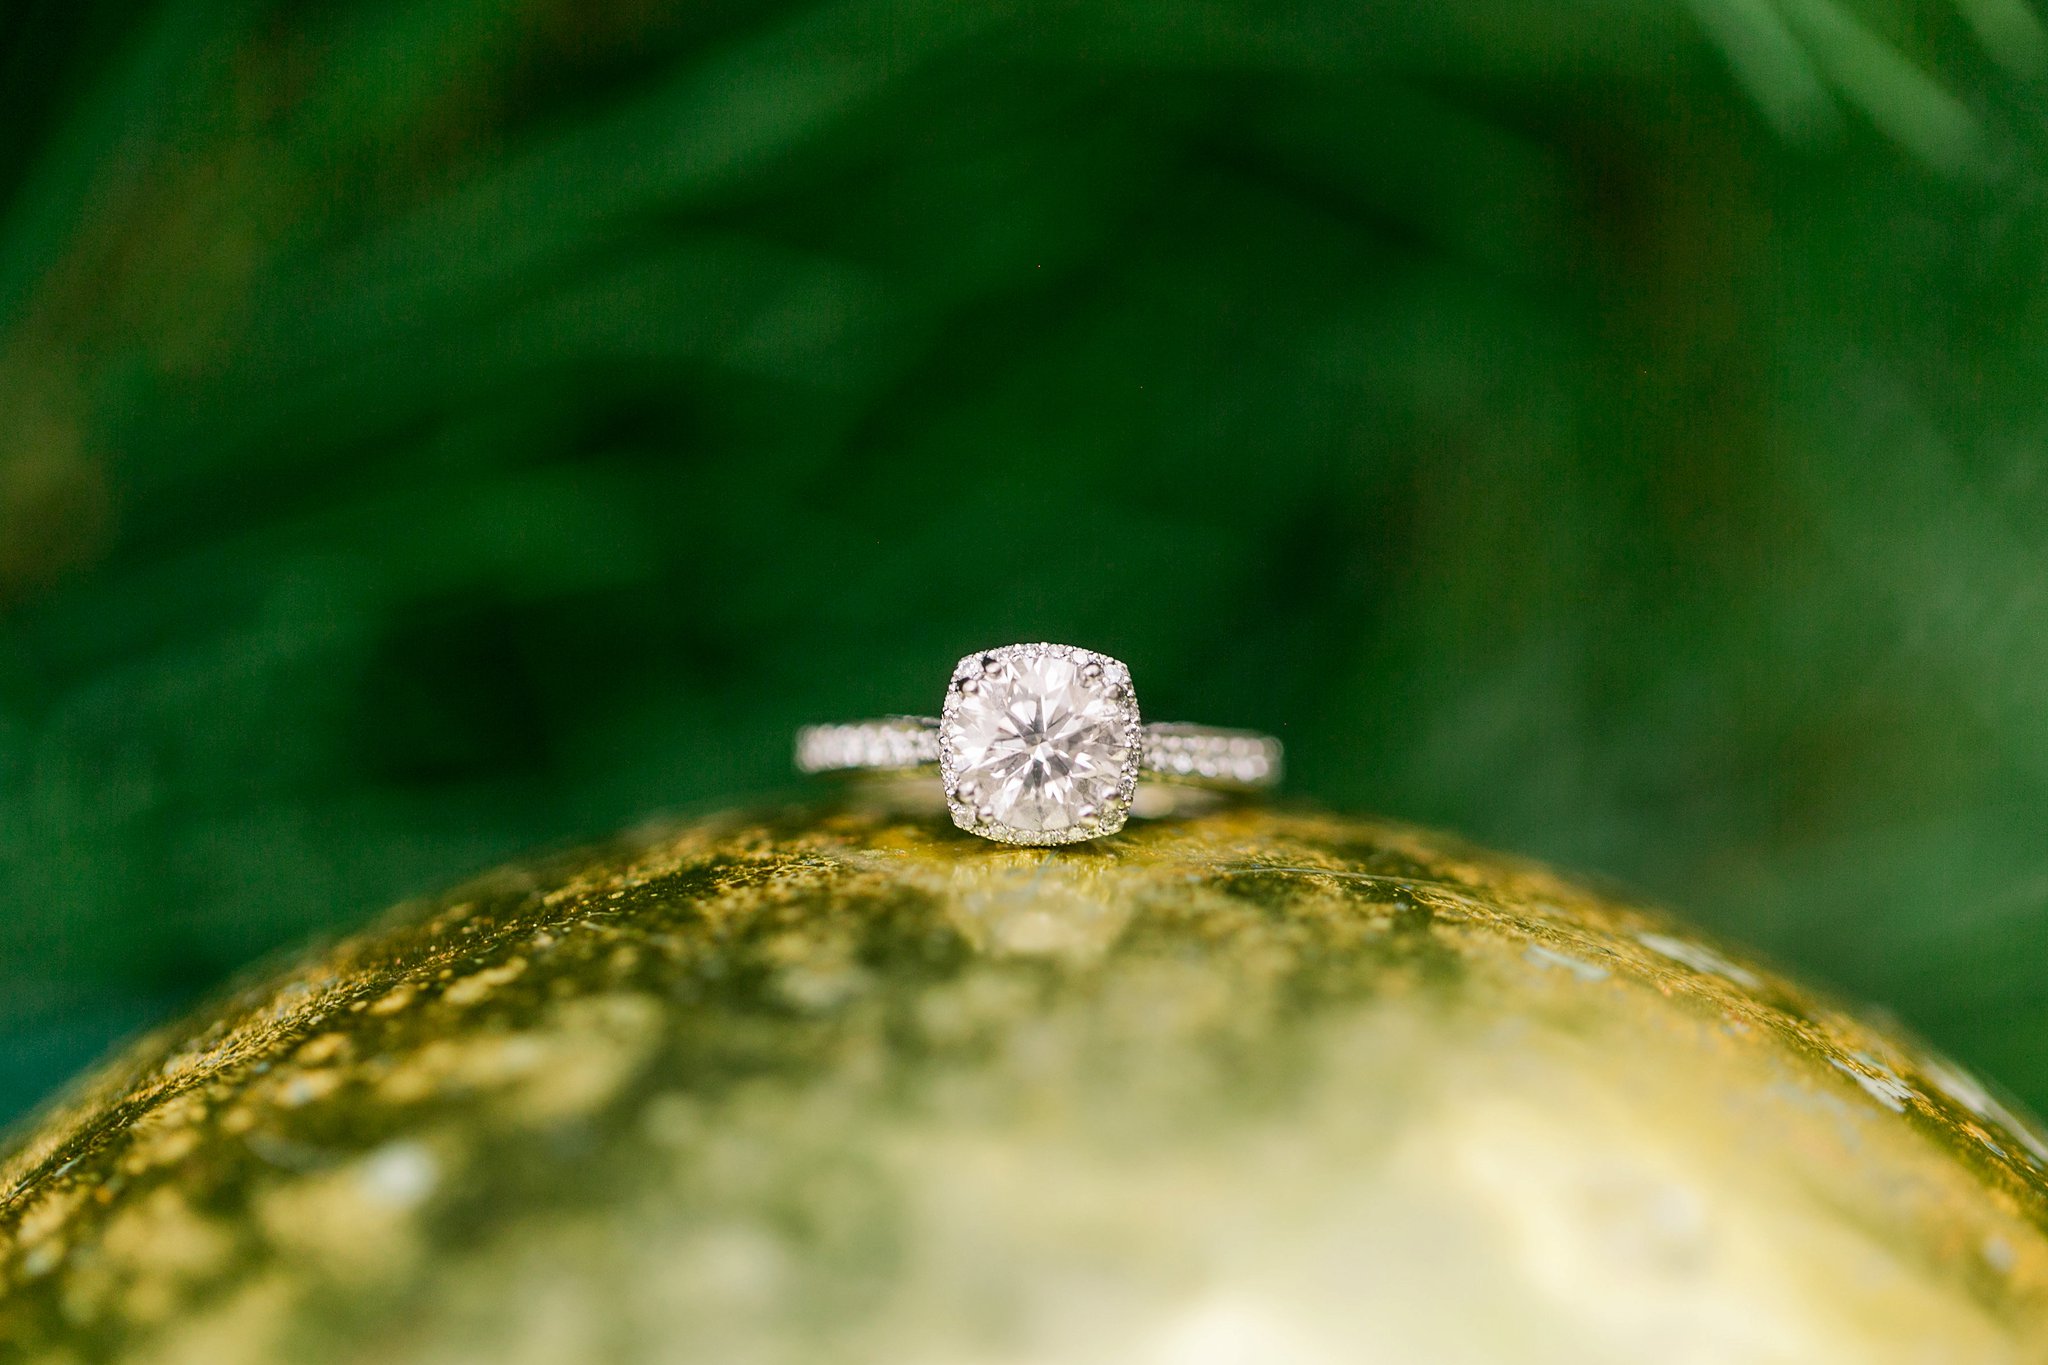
left=4, top=0, right=2048, bottom=1117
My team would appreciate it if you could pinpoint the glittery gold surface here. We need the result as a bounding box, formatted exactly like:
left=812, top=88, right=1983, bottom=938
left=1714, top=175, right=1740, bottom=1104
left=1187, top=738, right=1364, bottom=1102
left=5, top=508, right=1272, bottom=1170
left=3, top=804, right=2046, bottom=1362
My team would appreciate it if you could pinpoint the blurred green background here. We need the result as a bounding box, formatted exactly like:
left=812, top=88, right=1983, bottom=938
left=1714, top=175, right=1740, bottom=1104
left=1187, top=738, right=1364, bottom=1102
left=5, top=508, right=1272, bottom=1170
left=4, top=0, right=2048, bottom=1124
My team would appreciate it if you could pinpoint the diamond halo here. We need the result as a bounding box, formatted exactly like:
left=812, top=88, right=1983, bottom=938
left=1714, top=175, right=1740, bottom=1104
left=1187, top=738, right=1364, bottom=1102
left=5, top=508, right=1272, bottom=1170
left=938, top=643, right=1144, bottom=846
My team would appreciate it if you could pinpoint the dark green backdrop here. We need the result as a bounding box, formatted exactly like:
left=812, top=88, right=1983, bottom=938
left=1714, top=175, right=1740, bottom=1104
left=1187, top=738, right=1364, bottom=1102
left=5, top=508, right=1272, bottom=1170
left=4, top=0, right=2048, bottom=1122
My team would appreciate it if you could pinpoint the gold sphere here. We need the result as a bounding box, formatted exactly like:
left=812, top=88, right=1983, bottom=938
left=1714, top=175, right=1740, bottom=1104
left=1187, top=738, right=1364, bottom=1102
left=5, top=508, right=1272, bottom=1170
left=3, top=804, right=2046, bottom=1362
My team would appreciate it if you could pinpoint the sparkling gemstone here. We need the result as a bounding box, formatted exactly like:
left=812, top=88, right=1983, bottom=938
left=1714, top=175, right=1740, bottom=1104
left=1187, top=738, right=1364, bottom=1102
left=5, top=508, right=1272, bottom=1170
left=947, top=650, right=1133, bottom=835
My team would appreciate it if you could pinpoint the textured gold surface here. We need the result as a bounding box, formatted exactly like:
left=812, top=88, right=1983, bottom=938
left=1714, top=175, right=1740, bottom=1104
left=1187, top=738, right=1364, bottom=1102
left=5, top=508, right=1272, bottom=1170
left=3, top=803, right=2047, bottom=1362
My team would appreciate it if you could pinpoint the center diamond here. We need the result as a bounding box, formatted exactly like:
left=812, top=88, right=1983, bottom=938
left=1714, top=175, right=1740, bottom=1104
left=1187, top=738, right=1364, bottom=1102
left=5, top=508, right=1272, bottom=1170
left=941, top=644, right=1141, bottom=844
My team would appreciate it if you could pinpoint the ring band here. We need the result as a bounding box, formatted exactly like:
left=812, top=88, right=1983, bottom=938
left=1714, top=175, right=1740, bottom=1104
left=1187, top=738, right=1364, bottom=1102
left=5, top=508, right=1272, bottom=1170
left=795, top=718, right=1282, bottom=789
left=796, top=642, right=1281, bottom=846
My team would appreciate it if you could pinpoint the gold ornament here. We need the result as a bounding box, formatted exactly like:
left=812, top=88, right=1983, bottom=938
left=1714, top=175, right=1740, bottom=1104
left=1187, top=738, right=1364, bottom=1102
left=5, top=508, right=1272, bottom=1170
left=2, top=804, right=2045, bottom=1362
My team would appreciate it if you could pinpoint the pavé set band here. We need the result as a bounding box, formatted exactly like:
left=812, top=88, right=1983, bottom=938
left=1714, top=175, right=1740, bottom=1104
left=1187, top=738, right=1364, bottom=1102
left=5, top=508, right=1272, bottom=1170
left=796, top=642, right=1282, bottom=846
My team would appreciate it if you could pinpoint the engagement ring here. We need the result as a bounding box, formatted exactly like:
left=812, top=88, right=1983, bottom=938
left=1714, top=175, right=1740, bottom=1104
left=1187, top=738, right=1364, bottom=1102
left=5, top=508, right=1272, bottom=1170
left=796, top=642, right=1282, bottom=845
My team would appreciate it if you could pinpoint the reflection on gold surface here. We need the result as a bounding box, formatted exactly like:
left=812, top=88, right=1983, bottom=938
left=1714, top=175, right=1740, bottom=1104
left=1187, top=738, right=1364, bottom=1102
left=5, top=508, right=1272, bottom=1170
left=1, top=805, right=2045, bottom=1362
left=937, top=851, right=1134, bottom=959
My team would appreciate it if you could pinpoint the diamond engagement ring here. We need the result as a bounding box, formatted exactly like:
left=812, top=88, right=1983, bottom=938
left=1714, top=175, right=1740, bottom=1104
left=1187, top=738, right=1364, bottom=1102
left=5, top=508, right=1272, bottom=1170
left=795, top=642, right=1282, bottom=845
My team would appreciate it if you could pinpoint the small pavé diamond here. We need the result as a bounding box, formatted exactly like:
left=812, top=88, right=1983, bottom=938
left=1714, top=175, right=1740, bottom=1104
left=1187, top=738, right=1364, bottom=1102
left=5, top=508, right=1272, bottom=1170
left=941, top=644, right=1141, bottom=844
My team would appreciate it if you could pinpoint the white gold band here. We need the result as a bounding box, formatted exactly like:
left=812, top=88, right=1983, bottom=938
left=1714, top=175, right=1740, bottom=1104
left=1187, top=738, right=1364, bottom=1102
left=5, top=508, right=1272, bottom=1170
left=796, top=717, right=1282, bottom=792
